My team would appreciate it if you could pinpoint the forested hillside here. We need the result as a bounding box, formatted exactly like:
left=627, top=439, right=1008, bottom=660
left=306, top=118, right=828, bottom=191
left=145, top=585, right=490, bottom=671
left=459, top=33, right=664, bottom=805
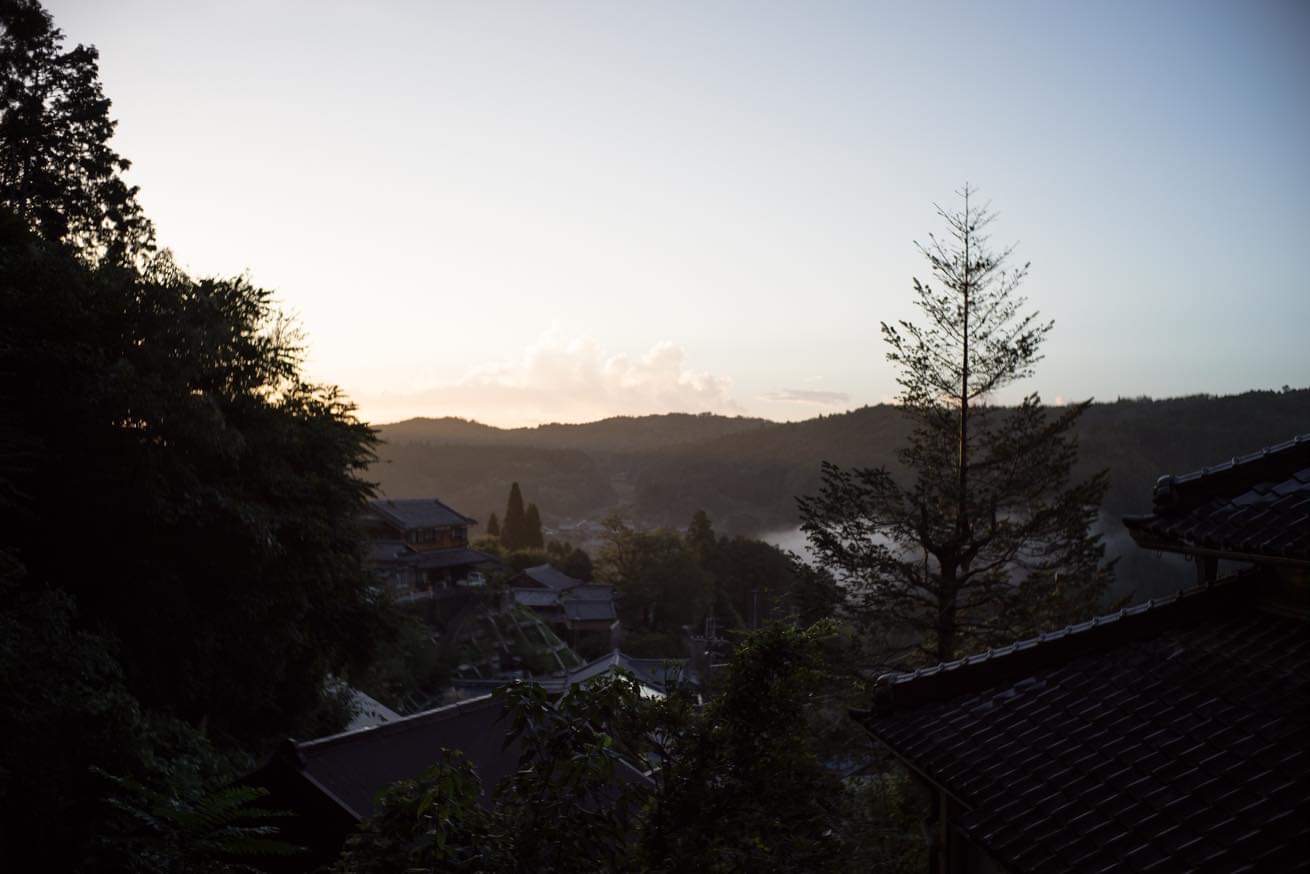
left=380, top=412, right=771, bottom=452
left=372, top=389, right=1310, bottom=534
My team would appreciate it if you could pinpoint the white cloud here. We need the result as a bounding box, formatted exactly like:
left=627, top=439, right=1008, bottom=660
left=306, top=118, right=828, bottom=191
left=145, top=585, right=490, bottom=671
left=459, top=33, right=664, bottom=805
left=351, top=328, right=742, bottom=426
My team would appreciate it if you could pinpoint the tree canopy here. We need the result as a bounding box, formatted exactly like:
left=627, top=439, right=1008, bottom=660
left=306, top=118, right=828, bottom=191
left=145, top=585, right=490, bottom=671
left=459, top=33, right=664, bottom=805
left=332, top=623, right=906, bottom=873
left=800, top=186, right=1111, bottom=663
left=0, top=0, right=153, bottom=262
left=0, top=3, right=387, bottom=866
left=597, top=513, right=711, bottom=656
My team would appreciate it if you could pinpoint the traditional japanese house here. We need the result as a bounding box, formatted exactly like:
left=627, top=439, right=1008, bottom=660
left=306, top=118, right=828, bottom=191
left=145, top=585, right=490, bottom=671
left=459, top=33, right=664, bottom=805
left=509, top=563, right=620, bottom=653
left=362, top=498, right=501, bottom=601
left=856, top=435, right=1310, bottom=873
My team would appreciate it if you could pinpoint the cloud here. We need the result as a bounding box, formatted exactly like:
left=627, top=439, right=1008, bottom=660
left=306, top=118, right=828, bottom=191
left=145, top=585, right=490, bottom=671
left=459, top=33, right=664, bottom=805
left=352, top=328, right=742, bottom=426
left=762, top=388, right=851, bottom=405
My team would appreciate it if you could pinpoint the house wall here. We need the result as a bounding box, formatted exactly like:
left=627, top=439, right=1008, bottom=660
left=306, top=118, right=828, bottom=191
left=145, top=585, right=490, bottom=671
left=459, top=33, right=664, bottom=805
left=407, top=525, right=468, bottom=550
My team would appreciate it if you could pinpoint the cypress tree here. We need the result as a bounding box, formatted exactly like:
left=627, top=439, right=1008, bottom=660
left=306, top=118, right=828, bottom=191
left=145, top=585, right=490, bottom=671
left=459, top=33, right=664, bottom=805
left=486, top=512, right=500, bottom=538
left=501, top=483, right=528, bottom=551
left=525, top=503, right=544, bottom=550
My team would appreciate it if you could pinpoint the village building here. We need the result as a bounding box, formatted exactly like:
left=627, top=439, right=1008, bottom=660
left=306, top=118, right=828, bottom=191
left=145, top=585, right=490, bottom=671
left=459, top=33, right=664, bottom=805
left=508, top=563, right=620, bottom=654
left=451, top=646, right=698, bottom=700
left=362, top=497, right=501, bottom=602
left=856, top=434, right=1310, bottom=873
left=249, top=693, right=655, bottom=869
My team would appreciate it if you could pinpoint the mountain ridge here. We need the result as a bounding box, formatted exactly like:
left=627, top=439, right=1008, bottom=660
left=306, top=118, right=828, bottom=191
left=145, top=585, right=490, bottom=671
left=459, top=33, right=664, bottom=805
left=369, top=389, right=1310, bottom=536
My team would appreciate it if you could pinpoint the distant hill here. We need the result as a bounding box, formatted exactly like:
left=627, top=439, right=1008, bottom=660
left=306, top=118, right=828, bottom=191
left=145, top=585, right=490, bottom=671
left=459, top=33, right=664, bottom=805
left=368, top=390, right=1310, bottom=539
left=377, top=412, right=772, bottom=453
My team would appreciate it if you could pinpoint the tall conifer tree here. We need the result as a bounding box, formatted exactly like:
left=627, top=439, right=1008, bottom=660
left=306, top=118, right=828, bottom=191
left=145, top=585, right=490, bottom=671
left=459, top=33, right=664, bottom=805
left=501, top=482, right=528, bottom=551
left=799, top=186, right=1111, bottom=663
left=486, top=512, right=500, bottom=538
left=524, top=503, right=544, bottom=550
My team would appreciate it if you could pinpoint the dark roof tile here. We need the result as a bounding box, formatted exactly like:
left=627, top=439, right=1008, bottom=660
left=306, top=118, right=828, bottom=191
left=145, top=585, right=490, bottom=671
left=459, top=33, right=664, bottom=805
left=367, top=497, right=477, bottom=530
left=858, top=572, right=1310, bottom=873
left=1123, top=434, right=1310, bottom=562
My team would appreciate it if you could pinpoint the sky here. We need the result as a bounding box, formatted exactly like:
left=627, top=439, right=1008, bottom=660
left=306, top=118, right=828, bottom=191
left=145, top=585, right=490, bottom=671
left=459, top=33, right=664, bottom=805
left=45, top=0, right=1310, bottom=427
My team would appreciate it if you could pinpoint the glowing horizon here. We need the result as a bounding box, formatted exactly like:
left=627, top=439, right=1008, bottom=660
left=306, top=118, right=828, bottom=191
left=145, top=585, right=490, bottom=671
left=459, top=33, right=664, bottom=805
left=45, top=0, right=1310, bottom=428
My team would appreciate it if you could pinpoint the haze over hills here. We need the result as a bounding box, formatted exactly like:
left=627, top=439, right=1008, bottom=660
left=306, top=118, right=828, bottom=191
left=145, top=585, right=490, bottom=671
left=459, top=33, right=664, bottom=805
left=370, top=389, right=1310, bottom=537
left=368, top=389, right=1309, bottom=603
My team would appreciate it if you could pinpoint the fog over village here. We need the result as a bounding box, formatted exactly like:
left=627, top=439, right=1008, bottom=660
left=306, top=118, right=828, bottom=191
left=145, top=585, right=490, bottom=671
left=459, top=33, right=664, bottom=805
left=2, top=2, right=1308, bottom=872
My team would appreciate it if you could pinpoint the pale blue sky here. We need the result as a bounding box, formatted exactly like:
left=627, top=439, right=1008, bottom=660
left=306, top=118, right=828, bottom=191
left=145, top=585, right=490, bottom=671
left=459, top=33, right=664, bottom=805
left=47, top=1, right=1310, bottom=425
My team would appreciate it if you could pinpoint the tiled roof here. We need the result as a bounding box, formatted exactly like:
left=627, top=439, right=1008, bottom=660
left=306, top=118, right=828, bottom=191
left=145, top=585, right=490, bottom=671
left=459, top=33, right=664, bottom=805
left=566, top=583, right=616, bottom=601
left=343, top=688, right=402, bottom=731
left=857, top=576, right=1310, bottom=873
left=291, top=696, right=514, bottom=820
left=512, top=589, right=561, bottom=608
left=561, top=650, right=696, bottom=696
left=367, top=497, right=477, bottom=530
left=563, top=599, right=618, bottom=622
left=1124, top=434, right=1310, bottom=562
left=248, top=692, right=651, bottom=866
left=410, top=546, right=499, bottom=570
left=520, top=564, right=583, bottom=592
left=562, top=583, right=618, bottom=622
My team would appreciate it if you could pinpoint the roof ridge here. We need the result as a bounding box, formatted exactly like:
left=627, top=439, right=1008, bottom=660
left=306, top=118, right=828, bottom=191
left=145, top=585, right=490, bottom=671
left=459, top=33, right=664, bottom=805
left=366, top=496, right=478, bottom=527
left=1151, top=433, right=1310, bottom=512
left=871, top=570, right=1262, bottom=713
left=297, top=694, right=499, bottom=753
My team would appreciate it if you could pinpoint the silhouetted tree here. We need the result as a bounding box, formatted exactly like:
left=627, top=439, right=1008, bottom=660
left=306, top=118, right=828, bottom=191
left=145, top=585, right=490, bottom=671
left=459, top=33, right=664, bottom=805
left=640, top=623, right=849, bottom=872
left=545, top=539, right=594, bottom=581
left=486, top=511, right=500, bottom=538
left=500, top=482, right=529, bottom=550
left=799, top=186, right=1111, bottom=663
left=335, top=626, right=869, bottom=874
left=1, top=209, right=383, bottom=745
left=524, top=502, right=544, bottom=549
left=0, top=0, right=154, bottom=263
left=685, top=509, right=716, bottom=565
left=597, top=514, right=709, bottom=656
left=559, top=546, right=594, bottom=582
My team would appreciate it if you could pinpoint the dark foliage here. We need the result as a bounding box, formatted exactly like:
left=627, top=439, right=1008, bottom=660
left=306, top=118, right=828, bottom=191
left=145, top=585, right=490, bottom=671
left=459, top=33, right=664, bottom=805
left=332, top=678, right=654, bottom=874
left=641, top=623, right=850, bottom=873
left=597, top=513, right=711, bottom=656
left=334, top=624, right=898, bottom=873
left=499, top=481, right=529, bottom=550
left=801, top=188, right=1111, bottom=662
left=546, top=538, right=594, bottom=581
left=0, top=0, right=153, bottom=262
left=0, top=5, right=386, bottom=866
left=371, top=441, right=616, bottom=526
left=524, top=501, right=544, bottom=549
left=0, top=214, right=382, bottom=743
left=372, top=393, right=1310, bottom=553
